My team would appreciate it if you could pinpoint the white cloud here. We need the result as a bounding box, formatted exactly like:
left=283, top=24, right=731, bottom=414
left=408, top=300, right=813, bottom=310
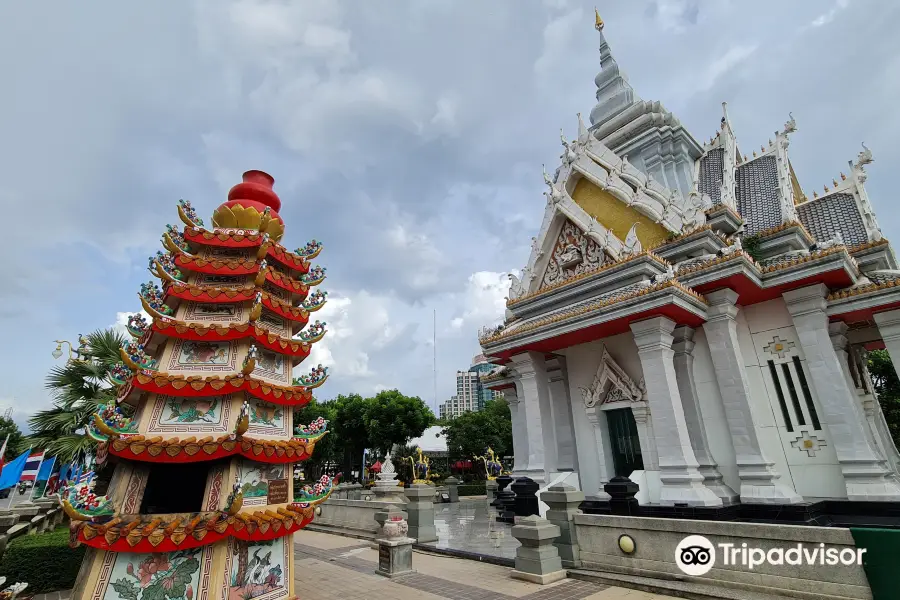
left=809, top=0, right=850, bottom=28
left=448, top=271, right=511, bottom=334
left=696, top=44, right=758, bottom=92
left=534, top=7, right=585, bottom=80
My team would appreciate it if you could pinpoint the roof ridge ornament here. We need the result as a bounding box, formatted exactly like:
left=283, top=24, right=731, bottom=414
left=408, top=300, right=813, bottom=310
left=855, top=142, right=873, bottom=172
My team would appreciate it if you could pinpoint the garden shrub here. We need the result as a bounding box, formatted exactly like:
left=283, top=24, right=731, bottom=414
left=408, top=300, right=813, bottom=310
left=457, top=482, right=487, bottom=496
left=0, top=526, right=85, bottom=593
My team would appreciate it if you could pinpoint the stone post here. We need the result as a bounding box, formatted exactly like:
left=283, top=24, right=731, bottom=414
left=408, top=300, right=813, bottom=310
left=403, top=484, right=438, bottom=543
left=486, top=479, right=498, bottom=503
left=785, top=284, right=900, bottom=500
left=672, top=325, right=739, bottom=504
left=703, top=289, right=803, bottom=504
left=509, top=516, right=566, bottom=585
left=630, top=317, right=722, bottom=506
left=541, top=484, right=584, bottom=568
left=374, top=504, right=409, bottom=548
left=374, top=513, right=415, bottom=578
left=511, top=477, right=540, bottom=517
left=444, top=476, right=460, bottom=503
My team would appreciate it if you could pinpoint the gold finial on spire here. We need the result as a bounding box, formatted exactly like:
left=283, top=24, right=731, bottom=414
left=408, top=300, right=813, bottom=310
left=595, top=7, right=604, bottom=31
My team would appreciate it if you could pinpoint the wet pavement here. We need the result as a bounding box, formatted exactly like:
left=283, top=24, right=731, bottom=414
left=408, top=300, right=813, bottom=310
left=421, top=496, right=521, bottom=560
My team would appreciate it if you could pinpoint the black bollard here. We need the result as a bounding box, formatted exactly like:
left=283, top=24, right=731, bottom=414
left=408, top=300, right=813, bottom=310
left=492, top=474, right=512, bottom=508
left=604, top=476, right=640, bottom=516
left=495, top=474, right=516, bottom=523
left=511, top=477, right=540, bottom=517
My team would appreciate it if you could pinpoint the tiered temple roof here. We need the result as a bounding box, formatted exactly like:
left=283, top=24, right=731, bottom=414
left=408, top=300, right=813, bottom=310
left=480, top=13, right=898, bottom=363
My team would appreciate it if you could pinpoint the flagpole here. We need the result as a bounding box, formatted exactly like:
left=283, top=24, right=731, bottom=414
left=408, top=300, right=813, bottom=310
left=27, top=452, right=45, bottom=502
left=8, top=446, right=31, bottom=510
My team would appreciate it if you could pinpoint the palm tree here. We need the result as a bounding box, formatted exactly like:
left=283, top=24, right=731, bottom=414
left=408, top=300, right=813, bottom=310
left=28, top=328, right=128, bottom=463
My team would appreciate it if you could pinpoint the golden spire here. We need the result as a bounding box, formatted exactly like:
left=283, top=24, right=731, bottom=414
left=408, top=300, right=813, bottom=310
left=595, top=7, right=604, bottom=31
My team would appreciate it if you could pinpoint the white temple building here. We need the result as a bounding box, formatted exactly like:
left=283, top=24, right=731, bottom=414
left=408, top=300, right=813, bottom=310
left=479, top=13, right=900, bottom=507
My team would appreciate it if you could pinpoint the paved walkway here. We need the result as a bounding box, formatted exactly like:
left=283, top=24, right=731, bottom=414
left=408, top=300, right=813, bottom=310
left=294, top=529, right=672, bottom=600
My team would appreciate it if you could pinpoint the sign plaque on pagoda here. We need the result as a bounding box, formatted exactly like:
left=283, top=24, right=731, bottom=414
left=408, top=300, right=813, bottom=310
left=61, top=171, right=335, bottom=600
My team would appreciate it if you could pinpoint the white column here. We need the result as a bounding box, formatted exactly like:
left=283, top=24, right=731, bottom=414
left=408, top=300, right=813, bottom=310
left=504, top=384, right=529, bottom=474
left=583, top=404, right=612, bottom=499
left=510, top=352, right=550, bottom=484
left=630, top=316, right=722, bottom=506
left=547, top=357, right=577, bottom=472
left=784, top=284, right=900, bottom=500
left=672, top=325, right=740, bottom=504
left=874, top=309, right=900, bottom=381
left=830, top=323, right=885, bottom=461
left=702, top=289, right=803, bottom=504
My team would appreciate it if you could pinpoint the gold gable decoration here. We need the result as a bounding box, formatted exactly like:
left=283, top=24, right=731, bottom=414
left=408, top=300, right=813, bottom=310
left=571, top=178, right=669, bottom=249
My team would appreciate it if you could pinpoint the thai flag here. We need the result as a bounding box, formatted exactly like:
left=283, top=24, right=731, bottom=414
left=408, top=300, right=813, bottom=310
left=20, top=451, right=45, bottom=482
left=78, top=470, right=94, bottom=484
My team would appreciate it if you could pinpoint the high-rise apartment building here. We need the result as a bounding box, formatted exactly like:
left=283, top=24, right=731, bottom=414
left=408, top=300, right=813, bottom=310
left=439, top=354, right=501, bottom=419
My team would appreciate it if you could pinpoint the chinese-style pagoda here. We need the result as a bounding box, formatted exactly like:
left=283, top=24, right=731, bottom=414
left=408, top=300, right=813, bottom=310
left=66, top=170, right=334, bottom=600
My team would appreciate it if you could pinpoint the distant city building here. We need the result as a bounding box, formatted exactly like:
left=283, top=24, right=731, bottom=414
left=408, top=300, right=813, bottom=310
left=439, top=354, right=501, bottom=419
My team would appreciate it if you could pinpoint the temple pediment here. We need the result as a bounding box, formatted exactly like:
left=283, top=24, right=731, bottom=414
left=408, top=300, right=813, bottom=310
left=539, top=218, right=611, bottom=291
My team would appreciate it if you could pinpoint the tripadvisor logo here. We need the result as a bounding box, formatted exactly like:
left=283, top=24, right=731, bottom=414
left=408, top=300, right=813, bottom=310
left=675, top=535, right=715, bottom=576
left=675, top=535, right=867, bottom=576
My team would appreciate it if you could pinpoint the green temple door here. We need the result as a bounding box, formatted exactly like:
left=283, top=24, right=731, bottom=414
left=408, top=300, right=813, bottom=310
left=607, top=407, right=644, bottom=477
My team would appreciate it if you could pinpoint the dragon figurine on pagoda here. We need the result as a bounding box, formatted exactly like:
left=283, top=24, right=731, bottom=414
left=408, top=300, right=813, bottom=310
left=66, top=171, right=335, bottom=600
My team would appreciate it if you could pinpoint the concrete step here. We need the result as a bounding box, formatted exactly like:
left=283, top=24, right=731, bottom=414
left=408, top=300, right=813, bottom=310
left=567, top=569, right=859, bottom=600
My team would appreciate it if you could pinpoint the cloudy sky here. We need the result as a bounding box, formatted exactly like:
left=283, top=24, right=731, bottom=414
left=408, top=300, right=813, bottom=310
left=1, top=0, right=897, bottom=429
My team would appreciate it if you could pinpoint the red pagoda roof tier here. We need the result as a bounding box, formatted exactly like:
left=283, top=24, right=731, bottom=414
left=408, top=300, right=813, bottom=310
left=69, top=505, right=316, bottom=552
left=180, top=228, right=315, bottom=274
left=149, top=318, right=322, bottom=359
left=163, top=282, right=315, bottom=318
left=102, top=432, right=323, bottom=464
left=264, top=266, right=314, bottom=295
left=130, top=371, right=316, bottom=406
left=173, top=251, right=260, bottom=276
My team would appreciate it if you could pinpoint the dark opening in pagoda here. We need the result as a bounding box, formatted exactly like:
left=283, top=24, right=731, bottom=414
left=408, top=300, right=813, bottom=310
left=140, top=463, right=210, bottom=514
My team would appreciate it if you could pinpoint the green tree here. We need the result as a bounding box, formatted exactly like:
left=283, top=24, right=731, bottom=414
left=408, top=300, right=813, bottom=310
left=442, top=399, right=512, bottom=468
left=330, top=393, right=370, bottom=482
left=364, top=389, right=434, bottom=455
left=867, top=349, right=900, bottom=448
left=28, top=328, right=127, bottom=463
left=293, top=398, right=339, bottom=481
left=0, top=416, right=25, bottom=457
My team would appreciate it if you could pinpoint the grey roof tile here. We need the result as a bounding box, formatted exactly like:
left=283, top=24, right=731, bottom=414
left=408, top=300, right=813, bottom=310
left=698, top=148, right=723, bottom=205
left=736, top=155, right=781, bottom=236
left=797, top=193, right=868, bottom=246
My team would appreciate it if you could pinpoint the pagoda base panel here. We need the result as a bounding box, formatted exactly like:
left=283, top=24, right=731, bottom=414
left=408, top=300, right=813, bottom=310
left=71, top=535, right=295, bottom=600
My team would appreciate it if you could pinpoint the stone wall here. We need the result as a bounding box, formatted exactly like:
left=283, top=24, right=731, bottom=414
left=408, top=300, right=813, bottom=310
left=308, top=498, right=385, bottom=538
left=0, top=499, right=66, bottom=554
left=574, top=513, right=871, bottom=600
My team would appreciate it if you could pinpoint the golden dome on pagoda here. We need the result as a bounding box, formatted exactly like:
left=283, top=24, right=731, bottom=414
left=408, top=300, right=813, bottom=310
left=212, top=170, right=286, bottom=241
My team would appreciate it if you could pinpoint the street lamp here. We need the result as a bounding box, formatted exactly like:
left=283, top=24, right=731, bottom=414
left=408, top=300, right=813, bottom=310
left=52, top=335, right=88, bottom=363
